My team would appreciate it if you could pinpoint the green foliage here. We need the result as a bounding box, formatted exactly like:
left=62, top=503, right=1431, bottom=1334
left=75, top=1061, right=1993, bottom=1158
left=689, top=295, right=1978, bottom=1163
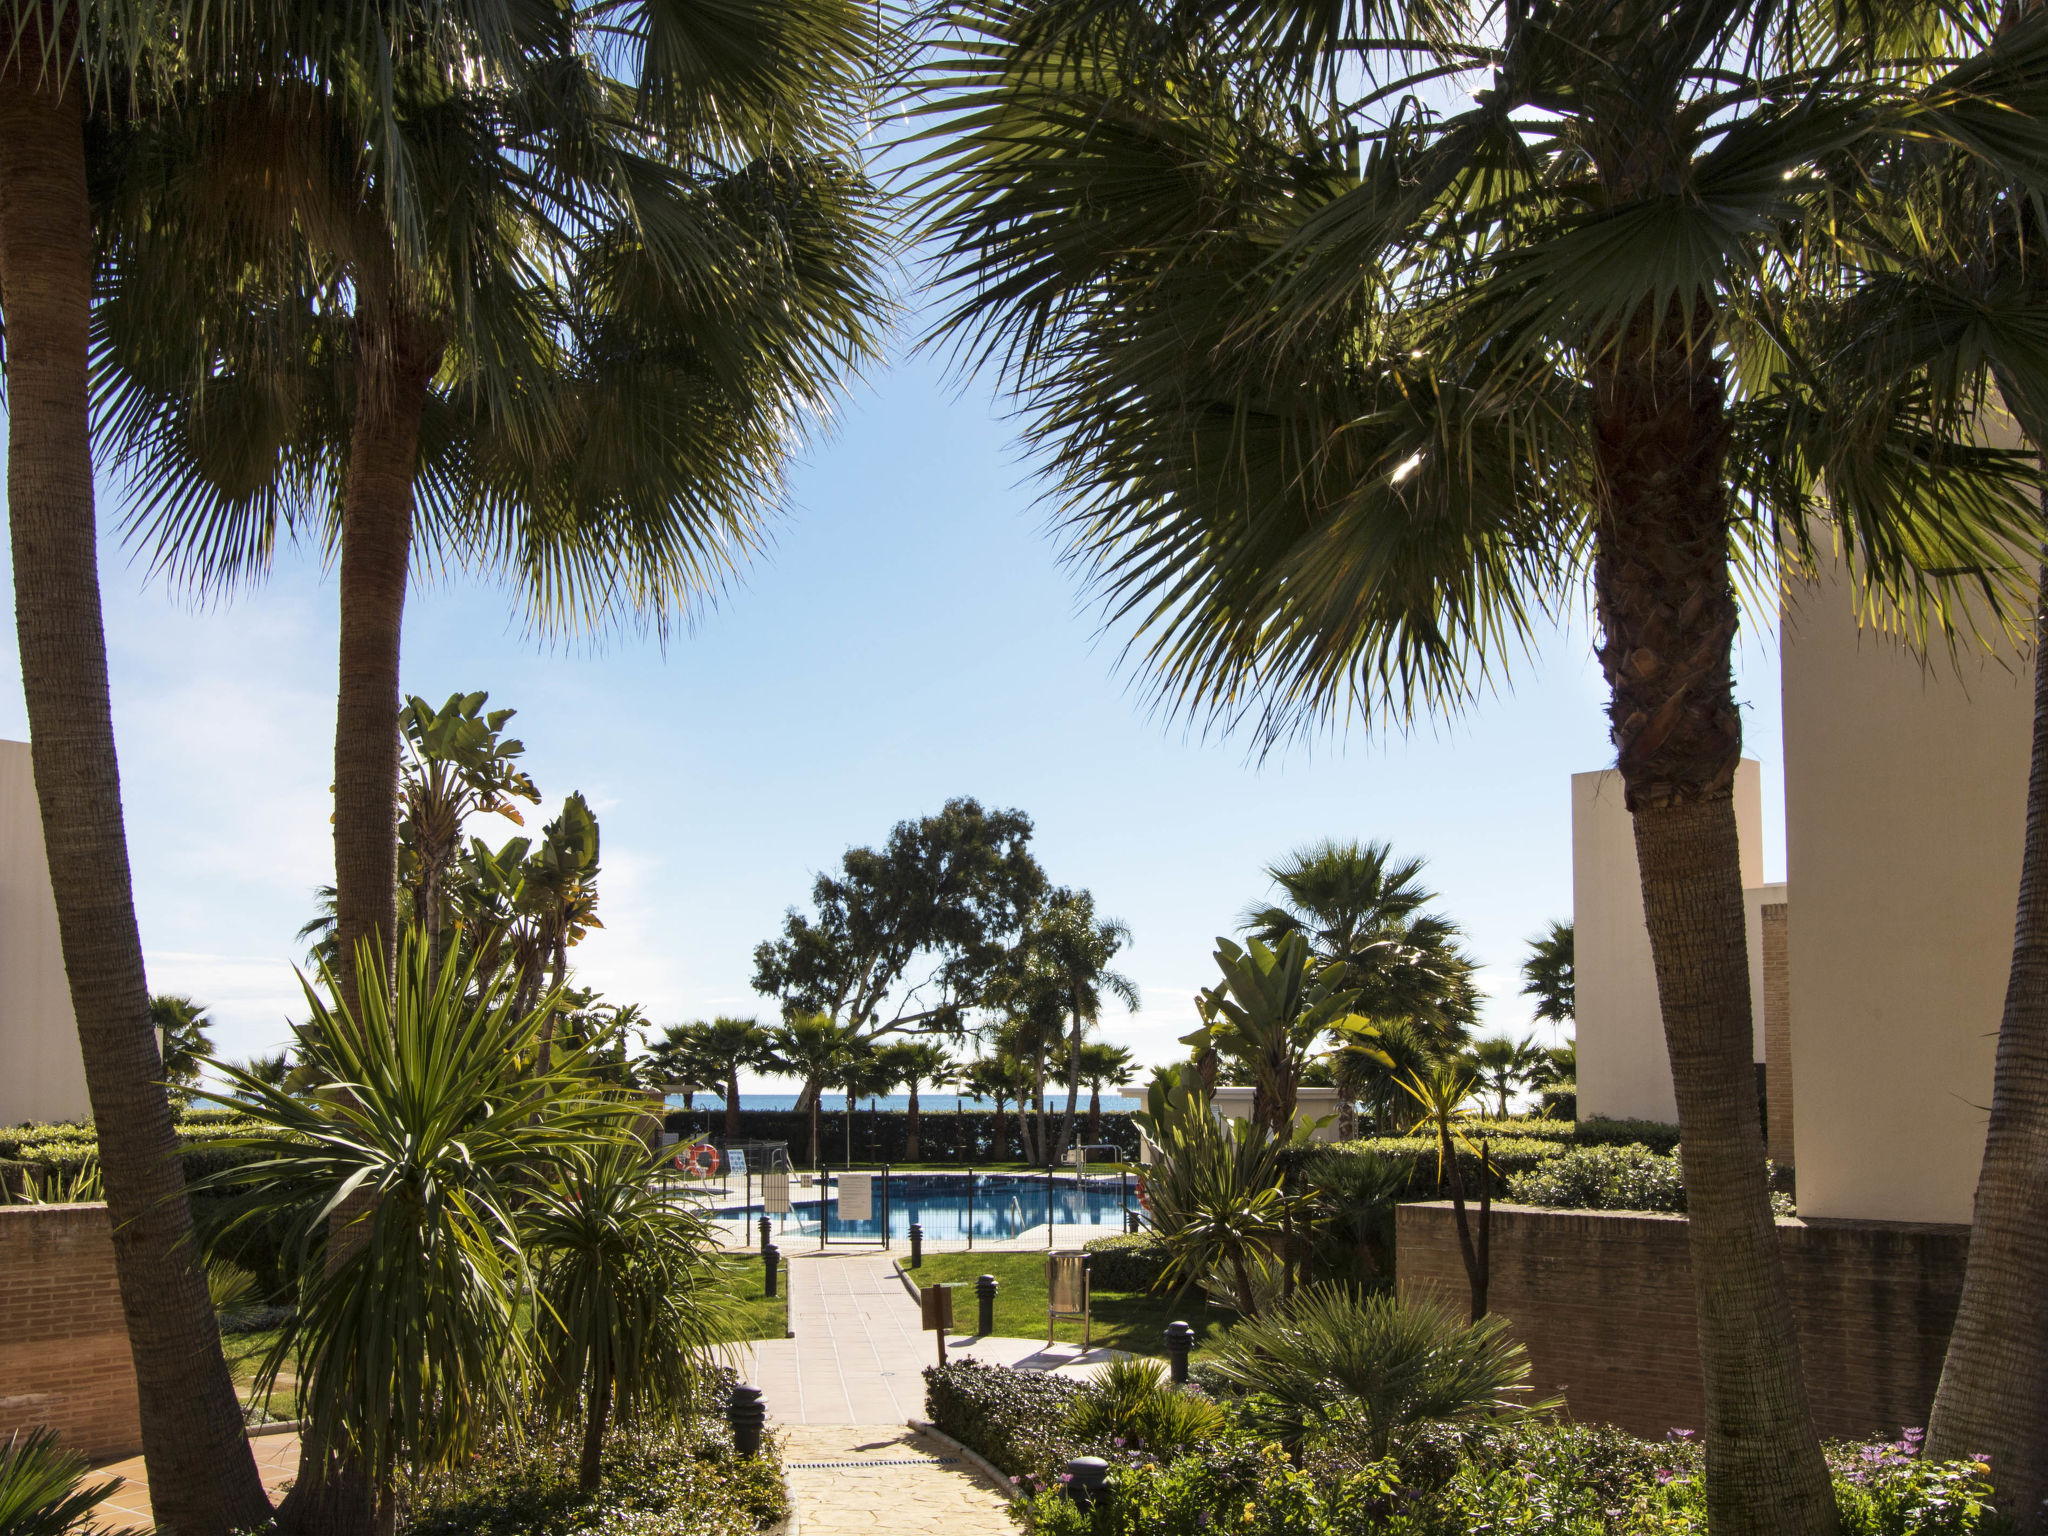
left=1520, top=923, right=1575, bottom=1030
left=1019, top=1443, right=1365, bottom=1536
left=399, top=1412, right=787, bottom=1536
left=1507, top=1145, right=1796, bottom=1218
left=1187, top=932, right=1368, bottom=1137
left=1203, top=1287, right=1545, bottom=1458
left=0, top=1429, right=122, bottom=1536
left=922, top=1359, right=1087, bottom=1479
left=1064, top=1357, right=1226, bottom=1458
left=1079, top=1231, right=1170, bottom=1291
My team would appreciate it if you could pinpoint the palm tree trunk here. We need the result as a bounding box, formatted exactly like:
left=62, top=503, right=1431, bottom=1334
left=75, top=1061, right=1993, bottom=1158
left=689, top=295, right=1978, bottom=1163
left=726, top=1066, right=742, bottom=1140
left=1088, top=1085, right=1101, bottom=1146
left=579, top=1363, right=611, bottom=1493
left=809, top=1092, right=821, bottom=1168
left=0, top=45, right=273, bottom=1536
left=907, top=1082, right=922, bottom=1160
left=330, top=313, right=438, bottom=1021
left=1055, top=1002, right=1083, bottom=1160
left=1592, top=315, right=1836, bottom=1536
left=1925, top=555, right=2048, bottom=1527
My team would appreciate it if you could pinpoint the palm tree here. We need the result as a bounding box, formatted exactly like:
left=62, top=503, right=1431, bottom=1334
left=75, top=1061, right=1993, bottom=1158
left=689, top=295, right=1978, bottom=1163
left=1464, top=1035, right=1549, bottom=1119
left=400, top=692, right=539, bottom=971
left=1031, top=889, right=1139, bottom=1159
left=96, top=1, right=890, bottom=1034
left=880, top=1040, right=958, bottom=1161
left=1520, top=922, right=1576, bottom=1034
left=763, top=1013, right=858, bottom=1168
left=1072, top=1041, right=1136, bottom=1146
left=911, top=3, right=2048, bottom=1522
left=642, top=1025, right=724, bottom=1114
left=523, top=1141, right=729, bottom=1490
left=1245, top=841, right=1479, bottom=1134
left=149, top=994, right=216, bottom=1093
left=0, top=1427, right=123, bottom=1536
left=694, top=1018, right=773, bottom=1140
left=961, top=1050, right=1028, bottom=1161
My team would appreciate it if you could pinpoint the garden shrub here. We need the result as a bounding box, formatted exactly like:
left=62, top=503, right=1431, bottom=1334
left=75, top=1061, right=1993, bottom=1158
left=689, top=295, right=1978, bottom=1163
left=1080, top=1231, right=1169, bottom=1291
left=1506, top=1145, right=1795, bottom=1217
left=1064, top=1357, right=1224, bottom=1458
left=923, top=1359, right=1087, bottom=1479
left=400, top=1414, right=787, bottom=1536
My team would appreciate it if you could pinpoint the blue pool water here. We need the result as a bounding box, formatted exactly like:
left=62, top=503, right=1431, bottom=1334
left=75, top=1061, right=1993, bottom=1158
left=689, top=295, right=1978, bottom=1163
left=716, top=1171, right=1140, bottom=1243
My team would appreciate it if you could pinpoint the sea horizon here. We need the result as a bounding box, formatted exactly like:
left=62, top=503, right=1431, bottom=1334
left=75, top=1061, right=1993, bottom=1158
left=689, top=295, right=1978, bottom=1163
left=660, top=1092, right=1143, bottom=1115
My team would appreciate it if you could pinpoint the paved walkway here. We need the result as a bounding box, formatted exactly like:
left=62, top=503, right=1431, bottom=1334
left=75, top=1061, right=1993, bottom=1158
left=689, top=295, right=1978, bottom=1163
left=778, top=1423, right=1011, bottom=1535
left=94, top=1430, right=301, bottom=1528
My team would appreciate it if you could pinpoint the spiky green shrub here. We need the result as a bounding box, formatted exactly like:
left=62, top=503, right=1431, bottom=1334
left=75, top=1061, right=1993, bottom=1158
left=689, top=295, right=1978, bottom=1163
left=1064, top=1356, right=1226, bottom=1458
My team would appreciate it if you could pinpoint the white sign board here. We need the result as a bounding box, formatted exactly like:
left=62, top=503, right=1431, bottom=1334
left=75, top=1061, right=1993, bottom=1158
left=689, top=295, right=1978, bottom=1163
left=837, top=1171, right=873, bottom=1221
left=762, top=1172, right=791, bottom=1214
left=728, top=1149, right=749, bottom=1177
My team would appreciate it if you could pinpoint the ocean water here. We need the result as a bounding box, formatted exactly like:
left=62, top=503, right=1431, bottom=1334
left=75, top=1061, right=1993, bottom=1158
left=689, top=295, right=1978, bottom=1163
left=662, top=1092, right=1143, bottom=1114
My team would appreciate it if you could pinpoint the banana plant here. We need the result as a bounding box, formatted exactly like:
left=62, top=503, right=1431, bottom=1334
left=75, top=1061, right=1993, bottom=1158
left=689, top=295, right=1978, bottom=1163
left=1182, top=933, right=1369, bottom=1137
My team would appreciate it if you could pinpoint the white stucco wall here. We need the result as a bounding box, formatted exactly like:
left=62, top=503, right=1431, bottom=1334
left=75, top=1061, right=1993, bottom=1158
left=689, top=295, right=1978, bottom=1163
left=1574, top=761, right=1765, bottom=1125
left=1211, top=1085, right=1346, bottom=1142
left=0, top=741, right=90, bottom=1126
left=1782, top=570, right=2020, bottom=1224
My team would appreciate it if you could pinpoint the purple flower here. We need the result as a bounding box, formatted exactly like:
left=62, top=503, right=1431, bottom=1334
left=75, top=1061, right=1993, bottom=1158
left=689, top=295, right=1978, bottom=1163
left=1902, top=1428, right=1926, bottom=1446
left=1656, top=1470, right=1676, bottom=1486
left=1860, top=1447, right=1886, bottom=1464
left=1667, top=1429, right=1695, bottom=1441
left=1196, top=1513, right=1212, bottom=1528
left=1112, top=1437, right=1126, bottom=1448
left=1058, top=1473, right=1072, bottom=1484
left=1008, top=1477, right=1019, bottom=1486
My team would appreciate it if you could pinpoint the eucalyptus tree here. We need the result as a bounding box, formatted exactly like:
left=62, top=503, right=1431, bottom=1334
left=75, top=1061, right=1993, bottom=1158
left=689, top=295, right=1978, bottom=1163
left=95, top=0, right=891, bottom=1029
left=400, top=691, right=539, bottom=970
left=912, top=0, right=2048, bottom=1524
left=753, top=798, right=1048, bottom=1108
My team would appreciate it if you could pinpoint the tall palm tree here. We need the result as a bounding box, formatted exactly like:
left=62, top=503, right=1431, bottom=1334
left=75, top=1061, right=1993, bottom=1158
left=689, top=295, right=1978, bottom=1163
left=763, top=1013, right=859, bottom=1168
left=1464, top=1034, right=1549, bottom=1119
left=1073, top=1040, right=1136, bottom=1145
left=1792, top=128, right=2048, bottom=1519
left=149, top=994, right=216, bottom=1092
left=95, top=0, right=890, bottom=1031
left=1030, top=888, right=1139, bottom=1159
left=910, top=4, right=2048, bottom=1525
left=880, top=1039, right=958, bottom=1160
left=1245, top=840, right=1478, bottom=1133
left=696, top=1017, right=772, bottom=1139
left=0, top=9, right=288, bottom=1523
left=1520, top=921, right=1576, bottom=1034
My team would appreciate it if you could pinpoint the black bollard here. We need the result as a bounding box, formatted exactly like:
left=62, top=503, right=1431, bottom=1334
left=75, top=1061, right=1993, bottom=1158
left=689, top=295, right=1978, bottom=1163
left=759, top=1215, right=772, bottom=1254
left=976, top=1273, right=998, bottom=1337
left=1164, top=1320, right=1194, bottom=1386
left=1065, top=1457, right=1109, bottom=1510
left=727, top=1383, right=766, bottom=1457
left=764, top=1243, right=780, bottom=1300
left=909, top=1222, right=924, bottom=1268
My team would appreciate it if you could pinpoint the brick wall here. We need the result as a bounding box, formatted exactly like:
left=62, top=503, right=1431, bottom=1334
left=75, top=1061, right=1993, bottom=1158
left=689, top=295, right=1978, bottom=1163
left=0, top=1203, right=141, bottom=1461
left=1762, top=903, right=1793, bottom=1163
left=1397, top=1202, right=1966, bottom=1439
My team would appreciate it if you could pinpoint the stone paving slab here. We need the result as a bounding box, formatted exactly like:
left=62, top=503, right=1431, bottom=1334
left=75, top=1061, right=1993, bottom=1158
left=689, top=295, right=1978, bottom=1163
left=777, top=1424, right=1011, bottom=1535
left=94, top=1430, right=301, bottom=1527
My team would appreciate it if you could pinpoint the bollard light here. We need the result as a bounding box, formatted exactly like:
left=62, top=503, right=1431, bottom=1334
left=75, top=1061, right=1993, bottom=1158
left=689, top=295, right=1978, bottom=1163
left=759, top=1215, right=772, bottom=1254
left=976, top=1273, right=998, bottom=1338
left=1164, top=1320, right=1194, bottom=1386
left=727, top=1383, right=766, bottom=1457
left=1065, top=1457, right=1109, bottom=1510
left=909, top=1221, right=924, bottom=1268
left=764, top=1243, right=780, bottom=1300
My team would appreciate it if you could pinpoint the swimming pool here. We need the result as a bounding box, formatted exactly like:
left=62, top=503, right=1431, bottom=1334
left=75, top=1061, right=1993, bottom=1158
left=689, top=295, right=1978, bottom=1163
left=713, top=1171, right=1140, bottom=1244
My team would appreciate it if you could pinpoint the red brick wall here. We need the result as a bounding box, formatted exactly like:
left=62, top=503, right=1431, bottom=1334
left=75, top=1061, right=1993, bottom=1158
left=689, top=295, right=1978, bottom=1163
left=1396, top=1202, right=1966, bottom=1439
left=0, top=1204, right=142, bottom=1461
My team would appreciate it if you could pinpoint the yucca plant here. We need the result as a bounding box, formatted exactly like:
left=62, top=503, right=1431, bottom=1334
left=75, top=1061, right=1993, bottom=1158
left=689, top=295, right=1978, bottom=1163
left=522, top=1139, right=734, bottom=1491
left=190, top=934, right=632, bottom=1518
left=1204, top=1285, right=1548, bottom=1458
left=0, top=1430, right=123, bottom=1536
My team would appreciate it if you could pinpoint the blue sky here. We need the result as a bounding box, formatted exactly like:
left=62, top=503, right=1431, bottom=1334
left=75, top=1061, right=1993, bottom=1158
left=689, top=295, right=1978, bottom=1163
left=0, top=346, right=1788, bottom=1089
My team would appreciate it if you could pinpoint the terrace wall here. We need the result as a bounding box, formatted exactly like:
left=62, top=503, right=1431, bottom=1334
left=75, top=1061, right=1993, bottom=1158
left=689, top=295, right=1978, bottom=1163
left=0, top=1203, right=141, bottom=1460
left=1396, top=1202, right=1966, bottom=1438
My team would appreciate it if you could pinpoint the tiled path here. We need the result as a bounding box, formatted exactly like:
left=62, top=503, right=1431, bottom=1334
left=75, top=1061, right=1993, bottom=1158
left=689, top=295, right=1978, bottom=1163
left=779, top=1423, right=1011, bottom=1535
left=94, top=1430, right=301, bottom=1528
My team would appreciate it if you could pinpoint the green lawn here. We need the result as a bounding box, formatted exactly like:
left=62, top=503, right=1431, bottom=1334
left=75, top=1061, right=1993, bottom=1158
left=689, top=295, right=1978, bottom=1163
left=220, top=1326, right=298, bottom=1420
left=706, top=1257, right=790, bottom=1342
left=909, top=1251, right=1235, bottom=1358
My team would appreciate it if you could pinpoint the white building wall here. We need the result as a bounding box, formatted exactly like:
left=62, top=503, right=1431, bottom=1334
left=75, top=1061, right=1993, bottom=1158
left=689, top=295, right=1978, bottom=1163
left=1782, top=570, right=2019, bottom=1223
left=0, top=741, right=90, bottom=1125
left=1211, top=1085, right=1346, bottom=1142
left=1574, top=761, right=1765, bottom=1125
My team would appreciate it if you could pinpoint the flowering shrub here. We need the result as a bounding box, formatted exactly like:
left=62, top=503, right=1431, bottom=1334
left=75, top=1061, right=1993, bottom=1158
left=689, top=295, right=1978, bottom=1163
left=1506, top=1145, right=1795, bottom=1218
left=925, top=1359, right=1089, bottom=1479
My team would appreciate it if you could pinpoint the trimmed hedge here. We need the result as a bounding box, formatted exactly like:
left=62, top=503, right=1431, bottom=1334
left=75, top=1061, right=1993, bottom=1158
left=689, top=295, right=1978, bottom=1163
left=1324, top=1114, right=1681, bottom=1201
left=923, top=1358, right=1087, bottom=1478
left=0, top=1113, right=278, bottom=1182
left=1082, top=1230, right=1171, bottom=1291
left=1508, top=1142, right=1796, bottom=1217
